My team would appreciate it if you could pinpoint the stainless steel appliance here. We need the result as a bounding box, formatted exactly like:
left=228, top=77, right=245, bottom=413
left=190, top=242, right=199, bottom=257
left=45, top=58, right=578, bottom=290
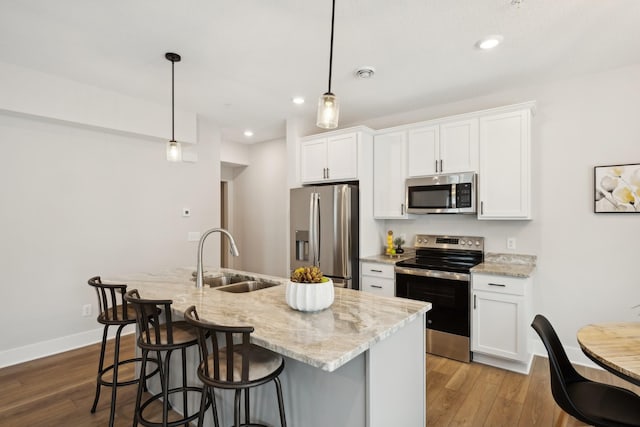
left=405, top=172, right=476, bottom=214
left=395, top=234, right=484, bottom=362
left=290, top=184, right=359, bottom=289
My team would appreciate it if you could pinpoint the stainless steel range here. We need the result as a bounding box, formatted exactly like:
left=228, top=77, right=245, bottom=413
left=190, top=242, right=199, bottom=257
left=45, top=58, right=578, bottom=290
left=395, top=234, right=484, bottom=362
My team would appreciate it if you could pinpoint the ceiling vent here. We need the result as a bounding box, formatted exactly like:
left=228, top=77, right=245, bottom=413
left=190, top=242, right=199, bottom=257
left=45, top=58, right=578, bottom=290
left=354, top=66, right=375, bottom=79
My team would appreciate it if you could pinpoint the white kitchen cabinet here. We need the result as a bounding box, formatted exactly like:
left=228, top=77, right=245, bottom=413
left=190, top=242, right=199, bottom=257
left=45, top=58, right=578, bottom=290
left=478, top=109, right=532, bottom=219
left=300, top=132, right=358, bottom=184
left=407, top=119, right=478, bottom=177
left=471, top=273, right=532, bottom=368
left=361, top=261, right=395, bottom=297
left=373, top=131, right=408, bottom=219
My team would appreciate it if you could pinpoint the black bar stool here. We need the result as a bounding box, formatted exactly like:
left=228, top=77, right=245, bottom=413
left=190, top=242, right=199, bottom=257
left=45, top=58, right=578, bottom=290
left=184, top=305, right=287, bottom=427
left=87, top=276, right=159, bottom=427
left=124, top=289, right=209, bottom=427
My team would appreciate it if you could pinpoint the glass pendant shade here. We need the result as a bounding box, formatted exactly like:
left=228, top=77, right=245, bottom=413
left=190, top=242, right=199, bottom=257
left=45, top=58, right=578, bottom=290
left=316, top=92, right=339, bottom=129
left=166, top=140, right=182, bottom=162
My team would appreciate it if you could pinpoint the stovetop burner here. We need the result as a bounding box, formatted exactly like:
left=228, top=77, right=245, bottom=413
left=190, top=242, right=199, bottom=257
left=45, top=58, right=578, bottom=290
left=395, top=234, right=484, bottom=274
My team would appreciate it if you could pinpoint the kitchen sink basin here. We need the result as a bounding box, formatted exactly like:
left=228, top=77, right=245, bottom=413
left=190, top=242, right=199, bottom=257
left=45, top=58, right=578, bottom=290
left=216, top=280, right=280, bottom=293
left=191, top=272, right=252, bottom=288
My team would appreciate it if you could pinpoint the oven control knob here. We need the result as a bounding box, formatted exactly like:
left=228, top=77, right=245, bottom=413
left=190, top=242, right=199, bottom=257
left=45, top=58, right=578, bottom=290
left=475, top=240, right=480, bottom=246
left=417, top=238, right=423, bottom=244
left=459, top=239, right=466, bottom=245
left=468, top=241, right=473, bottom=246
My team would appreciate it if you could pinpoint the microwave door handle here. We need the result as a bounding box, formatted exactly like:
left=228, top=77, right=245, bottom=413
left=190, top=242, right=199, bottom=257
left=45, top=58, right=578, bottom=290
left=315, top=193, right=321, bottom=267
left=451, top=184, right=457, bottom=209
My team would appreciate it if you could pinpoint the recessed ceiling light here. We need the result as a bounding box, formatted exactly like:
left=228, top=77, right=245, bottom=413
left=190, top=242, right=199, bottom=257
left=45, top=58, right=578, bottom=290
left=476, top=35, right=504, bottom=50
left=292, top=96, right=305, bottom=105
left=244, top=130, right=254, bottom=137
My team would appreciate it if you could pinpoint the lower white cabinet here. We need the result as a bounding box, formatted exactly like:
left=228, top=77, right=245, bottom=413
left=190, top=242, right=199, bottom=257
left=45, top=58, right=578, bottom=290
left=361, top=262, right=395, bottom=297
left=471, top=273, right=532, bottom=368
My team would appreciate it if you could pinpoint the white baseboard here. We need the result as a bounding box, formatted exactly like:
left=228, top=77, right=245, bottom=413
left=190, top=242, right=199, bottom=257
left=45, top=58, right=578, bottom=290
left=530, top=339, right=601, bottom=370
left=0, top=325, right=136, bottom=369
left=473, top=352, right=534, bottom=375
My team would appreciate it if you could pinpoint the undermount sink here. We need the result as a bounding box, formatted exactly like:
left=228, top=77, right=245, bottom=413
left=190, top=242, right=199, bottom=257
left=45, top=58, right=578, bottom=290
left=216, top=280, right=280, bottom=293
left=191, top=272, right=252, bottom=288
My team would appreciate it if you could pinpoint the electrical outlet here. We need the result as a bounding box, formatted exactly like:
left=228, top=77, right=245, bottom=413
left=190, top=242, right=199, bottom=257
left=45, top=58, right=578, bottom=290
left=82, top=304, right=92, bottom=317
left=507, top=237, right=516, bottom=250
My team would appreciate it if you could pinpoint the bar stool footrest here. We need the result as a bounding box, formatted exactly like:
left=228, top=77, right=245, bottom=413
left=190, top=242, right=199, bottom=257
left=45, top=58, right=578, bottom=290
left=97, top=356, right=160, bottom=388
left=138, top=386, right=208, bottom=427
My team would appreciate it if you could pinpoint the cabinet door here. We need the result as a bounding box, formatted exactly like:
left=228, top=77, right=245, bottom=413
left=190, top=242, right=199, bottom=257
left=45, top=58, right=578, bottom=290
left=472, top=291, right=528, bottom=361
left=478, top=110, right=531, bottom=219
left=327, top=132, right=358, bottom=181
left=300, top=138, right=328, bottom=183
left=408, top=125, right=439, bottom=177
left=439, top=118, right=479, bottom=173
left=373, top=132, right=408, bottom=218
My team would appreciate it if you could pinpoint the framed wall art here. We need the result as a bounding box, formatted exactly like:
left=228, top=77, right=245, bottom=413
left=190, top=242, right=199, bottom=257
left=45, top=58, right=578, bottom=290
left=594, top=163, right=640, bottom=213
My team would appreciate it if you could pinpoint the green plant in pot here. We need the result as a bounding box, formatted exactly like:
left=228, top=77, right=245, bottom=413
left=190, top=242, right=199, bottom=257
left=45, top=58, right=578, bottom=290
left=394, top=237, right=405, bottom=254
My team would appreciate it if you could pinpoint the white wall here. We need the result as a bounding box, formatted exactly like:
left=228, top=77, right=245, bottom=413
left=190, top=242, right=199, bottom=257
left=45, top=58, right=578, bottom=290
left=361, top=64, right=640, bottom=362
left=0, top=113, right=221, bottom=368
left=231, top=138, right=288, bottom=277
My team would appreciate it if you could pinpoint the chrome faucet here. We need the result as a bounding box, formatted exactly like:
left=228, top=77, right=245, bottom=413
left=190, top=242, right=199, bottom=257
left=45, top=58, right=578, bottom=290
left=195, top=228, right=240, bottom=288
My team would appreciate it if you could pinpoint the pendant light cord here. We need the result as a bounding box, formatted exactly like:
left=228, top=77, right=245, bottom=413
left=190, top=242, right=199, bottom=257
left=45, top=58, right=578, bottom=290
left=327, top=0, right=336, bottom=93
left=171, top=59, right=175, bottom=141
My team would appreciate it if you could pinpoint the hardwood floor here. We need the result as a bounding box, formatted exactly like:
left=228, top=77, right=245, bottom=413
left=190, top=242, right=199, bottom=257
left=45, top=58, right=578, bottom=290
left=1, top=335, right=639, bottom=426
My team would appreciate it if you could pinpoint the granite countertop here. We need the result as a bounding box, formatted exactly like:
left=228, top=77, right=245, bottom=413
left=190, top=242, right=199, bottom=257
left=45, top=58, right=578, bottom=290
left=470, top=253, right=537, bottom=278
left=108, top=267, right=430, bottom=372
left=361, top=248, right=415, bottom=265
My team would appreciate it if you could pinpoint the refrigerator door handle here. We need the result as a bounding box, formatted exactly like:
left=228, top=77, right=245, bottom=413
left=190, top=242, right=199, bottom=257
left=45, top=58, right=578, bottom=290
left=309, top=192, right=320, bottom=267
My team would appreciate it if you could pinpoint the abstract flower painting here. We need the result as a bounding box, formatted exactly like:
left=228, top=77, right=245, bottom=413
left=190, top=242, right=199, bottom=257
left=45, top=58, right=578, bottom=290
left=594, top=163, right=640, bottom=213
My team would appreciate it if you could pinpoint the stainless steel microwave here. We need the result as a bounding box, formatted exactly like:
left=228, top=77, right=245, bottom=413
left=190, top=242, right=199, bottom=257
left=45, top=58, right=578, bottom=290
left=405, top=172, right=477, bottom=214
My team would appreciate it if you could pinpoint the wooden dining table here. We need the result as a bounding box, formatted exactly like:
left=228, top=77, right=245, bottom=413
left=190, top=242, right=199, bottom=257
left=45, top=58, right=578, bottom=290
left=577, top=322, right=640, bottom=387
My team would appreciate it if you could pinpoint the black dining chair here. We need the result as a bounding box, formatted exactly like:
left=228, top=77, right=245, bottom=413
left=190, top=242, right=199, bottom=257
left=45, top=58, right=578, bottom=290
left=531, top=314, right=640, bottom=427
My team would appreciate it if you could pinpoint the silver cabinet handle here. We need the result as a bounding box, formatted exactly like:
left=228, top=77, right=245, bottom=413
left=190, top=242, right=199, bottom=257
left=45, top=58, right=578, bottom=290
left=401, top=203, right=405, bottom=215
left=326, top=168, right=330, bottom=179
left=480, top=201, right=484, bottom=215
left=440, top=159, right=443, bottom=172
left=435, top=160, right=439, bottom=173
left=371, top=285, right=383, bottom=289
left=370, top=269, right=383, bottom=273
left=488, top=283, right=506, bottom=287
left=474, top=294, right=477, bottom=309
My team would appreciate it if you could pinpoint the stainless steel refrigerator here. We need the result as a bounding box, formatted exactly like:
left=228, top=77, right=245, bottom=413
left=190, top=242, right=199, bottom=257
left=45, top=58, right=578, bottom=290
left=290, top=184, right=359, bottom=289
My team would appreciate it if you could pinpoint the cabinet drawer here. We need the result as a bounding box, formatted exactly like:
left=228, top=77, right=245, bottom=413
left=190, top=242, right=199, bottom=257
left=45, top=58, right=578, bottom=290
left=362, top=277, right=395, bottom=297
left=472, top=273, right=529, bottom=296
left=361, top=262, right=395, bottom=279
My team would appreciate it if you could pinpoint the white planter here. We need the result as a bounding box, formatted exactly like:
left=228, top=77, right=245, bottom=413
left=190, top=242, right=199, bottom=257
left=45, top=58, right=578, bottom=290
left=285, top=279, right=334, bottom=312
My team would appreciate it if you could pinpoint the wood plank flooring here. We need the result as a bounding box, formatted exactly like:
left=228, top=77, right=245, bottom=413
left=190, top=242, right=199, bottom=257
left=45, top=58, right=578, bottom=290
left=1, top=334, right=639, bottom=426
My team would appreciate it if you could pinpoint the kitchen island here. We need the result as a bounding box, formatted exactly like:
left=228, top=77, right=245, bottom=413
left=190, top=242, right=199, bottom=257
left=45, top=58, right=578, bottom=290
left=110, top=267, right=430, bottom=427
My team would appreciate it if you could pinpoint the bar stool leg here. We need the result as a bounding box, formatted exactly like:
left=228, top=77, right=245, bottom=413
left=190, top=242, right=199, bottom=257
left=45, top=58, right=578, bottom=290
left=162, top=350, right=173, bottom=426
left=181, top=347, right=188, bottom=424
left=209, top=388, right=220, bottom=427
left=91, top=324, right=109, bottom=413
left=244, top=388, right=250, bottom=425
left=133, top=348, right=149, bottom=427
left=274, top=377, right=287, bottom=427
left=108, top=324, right=126, bottom=427
left=234, top=389, right=242, bottom=427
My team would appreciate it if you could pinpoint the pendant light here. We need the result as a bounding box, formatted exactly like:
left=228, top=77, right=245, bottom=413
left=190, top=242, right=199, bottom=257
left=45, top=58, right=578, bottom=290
left=166, top=52, right=182, bottom=162
left=316, top=0, right=339, bottom=129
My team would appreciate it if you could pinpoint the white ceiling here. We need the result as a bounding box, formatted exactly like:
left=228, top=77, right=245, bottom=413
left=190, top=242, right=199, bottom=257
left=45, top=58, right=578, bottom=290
left=2, top=0, right=639, bottom=143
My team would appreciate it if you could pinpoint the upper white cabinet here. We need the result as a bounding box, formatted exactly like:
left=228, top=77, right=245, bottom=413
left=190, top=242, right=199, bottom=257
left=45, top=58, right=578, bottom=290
left=373, top=131, right=408, bottom=219
left=301, top=132, right=358, bottom=184
left=408, top=118, right=479, bottom=177
left=478, top=109, right=532, bottom=220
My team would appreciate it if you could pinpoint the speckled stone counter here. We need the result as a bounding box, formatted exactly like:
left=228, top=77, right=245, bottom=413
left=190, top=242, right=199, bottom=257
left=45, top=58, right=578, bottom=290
left=471, top=253, right=537, bottom=278
left=108, top=267, right=429, bottom=426
left=109, top=267, right=429, bottom=372
left=361, top=248, right=415, bottom=265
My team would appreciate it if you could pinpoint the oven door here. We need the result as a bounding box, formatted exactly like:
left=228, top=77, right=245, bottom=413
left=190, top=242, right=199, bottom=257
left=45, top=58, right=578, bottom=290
left=395, top=269, right=471, bottom=362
